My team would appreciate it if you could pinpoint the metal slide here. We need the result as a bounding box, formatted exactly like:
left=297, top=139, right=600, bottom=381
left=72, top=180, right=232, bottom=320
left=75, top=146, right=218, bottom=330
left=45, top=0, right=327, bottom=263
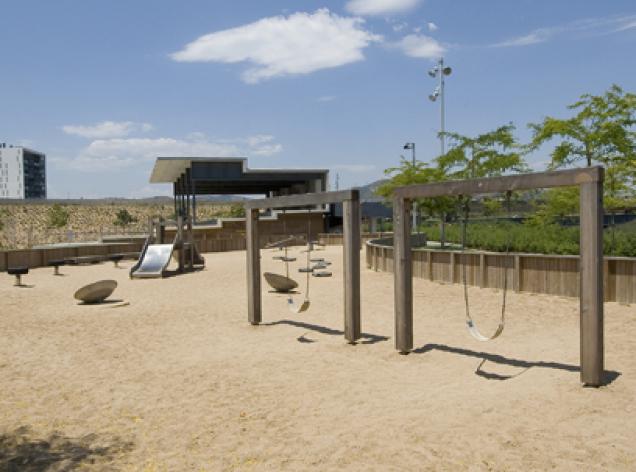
left=130, top=243, right=174, bottom=278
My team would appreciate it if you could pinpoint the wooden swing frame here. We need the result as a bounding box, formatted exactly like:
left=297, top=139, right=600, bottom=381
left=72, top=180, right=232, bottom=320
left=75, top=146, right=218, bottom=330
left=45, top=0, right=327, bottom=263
left=392, top=166, right=605, bottom=386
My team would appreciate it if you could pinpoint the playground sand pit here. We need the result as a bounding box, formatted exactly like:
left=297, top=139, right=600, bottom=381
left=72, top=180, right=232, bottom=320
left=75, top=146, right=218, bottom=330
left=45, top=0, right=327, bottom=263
left=1, top=246, right=635, bottom=470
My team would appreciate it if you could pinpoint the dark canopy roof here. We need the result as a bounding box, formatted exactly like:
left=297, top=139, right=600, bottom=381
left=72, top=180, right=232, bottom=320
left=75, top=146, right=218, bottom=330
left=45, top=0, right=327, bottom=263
left=150, top=157, right=329, bottom=196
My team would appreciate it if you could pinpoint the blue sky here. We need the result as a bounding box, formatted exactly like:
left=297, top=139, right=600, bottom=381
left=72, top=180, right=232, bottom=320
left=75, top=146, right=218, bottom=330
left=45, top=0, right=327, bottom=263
left=1, top=0, right=635, bottom=198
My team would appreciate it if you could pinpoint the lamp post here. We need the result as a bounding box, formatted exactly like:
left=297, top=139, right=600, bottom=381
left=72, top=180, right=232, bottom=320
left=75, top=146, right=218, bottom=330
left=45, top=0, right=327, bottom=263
left=428, top=57, right=452, bottom=157
left=403, top=142, right=417, bottom=229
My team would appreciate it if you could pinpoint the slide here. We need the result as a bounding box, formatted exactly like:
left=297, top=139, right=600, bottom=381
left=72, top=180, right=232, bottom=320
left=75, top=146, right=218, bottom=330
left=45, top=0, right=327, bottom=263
left=130, top=243, right=174, bottom=278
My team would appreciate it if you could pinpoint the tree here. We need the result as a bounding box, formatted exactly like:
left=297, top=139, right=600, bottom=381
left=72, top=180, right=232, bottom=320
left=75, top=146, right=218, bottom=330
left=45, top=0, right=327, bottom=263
left=376, top=157, right=456, bottom=247
left=528, top=84, right=636, bottom=208
left=436, top=123, right=527, bottom=179
left=47, top=204, right=69, bottom=228
left=114, top=208, right=137, bottom=227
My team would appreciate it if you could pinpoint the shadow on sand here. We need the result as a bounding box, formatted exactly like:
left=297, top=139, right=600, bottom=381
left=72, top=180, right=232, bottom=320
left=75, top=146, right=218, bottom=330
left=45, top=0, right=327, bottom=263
left=262, top=319, right=389, bottom=345
left=413, top=343, right=621, bottom=385
left=0, top=426, right=133, bottom=471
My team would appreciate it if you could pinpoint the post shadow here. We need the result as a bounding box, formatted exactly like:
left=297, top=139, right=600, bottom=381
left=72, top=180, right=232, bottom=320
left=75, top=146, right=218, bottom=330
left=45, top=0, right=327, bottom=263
left=261, top=319, right=389, bottom=345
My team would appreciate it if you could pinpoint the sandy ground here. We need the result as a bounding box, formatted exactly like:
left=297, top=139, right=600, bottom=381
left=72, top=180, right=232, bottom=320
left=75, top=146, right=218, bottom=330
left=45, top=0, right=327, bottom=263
left=1, top=246, right=635, bottom=471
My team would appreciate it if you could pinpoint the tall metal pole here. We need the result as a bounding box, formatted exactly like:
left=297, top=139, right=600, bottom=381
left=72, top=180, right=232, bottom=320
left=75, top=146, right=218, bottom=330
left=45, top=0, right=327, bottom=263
left=439, top=58, right=445, bottom=157
left=411, top=144, right=417, bottom=230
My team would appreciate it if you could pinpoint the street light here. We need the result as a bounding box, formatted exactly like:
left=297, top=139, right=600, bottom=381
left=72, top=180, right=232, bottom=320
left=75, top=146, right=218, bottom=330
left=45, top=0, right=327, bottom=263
left=403, top=142, right=417, bottom=229
left=403, top=142, right=415, bottom=166
left=428, top=58, right=452, bottom=156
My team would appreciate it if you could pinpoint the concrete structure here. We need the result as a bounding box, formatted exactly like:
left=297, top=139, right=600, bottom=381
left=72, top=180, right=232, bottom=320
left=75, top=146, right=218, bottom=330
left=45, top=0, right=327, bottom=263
left=0, top=144, right=46, bottom=199
left=150, top=156, right=329, bottom=224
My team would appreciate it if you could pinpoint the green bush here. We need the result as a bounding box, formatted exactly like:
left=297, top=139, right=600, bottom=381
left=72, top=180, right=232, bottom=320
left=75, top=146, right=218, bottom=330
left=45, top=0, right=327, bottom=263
left=47, top=204, right=70, bottom=228
left=114, top=209, right=137, bottom=227
left=420, top=220, right=636, bottom=257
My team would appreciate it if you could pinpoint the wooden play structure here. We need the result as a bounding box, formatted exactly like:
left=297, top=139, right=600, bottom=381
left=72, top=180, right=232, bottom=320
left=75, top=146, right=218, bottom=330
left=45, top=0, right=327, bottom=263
left=244, top=189, right=362, bottom=343
left=391, top=166, right=605, bottom=387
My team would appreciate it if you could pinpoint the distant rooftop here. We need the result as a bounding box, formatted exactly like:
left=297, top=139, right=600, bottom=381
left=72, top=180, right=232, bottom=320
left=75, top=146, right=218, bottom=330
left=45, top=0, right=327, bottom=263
left=150, top=157, right=328, bottom=196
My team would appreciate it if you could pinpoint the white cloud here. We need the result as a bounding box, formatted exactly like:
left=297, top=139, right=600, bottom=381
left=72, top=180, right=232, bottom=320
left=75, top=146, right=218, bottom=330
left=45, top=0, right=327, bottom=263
left=493, top=14, right=636, bottom=48
left=64, top=133, right=283, bottom=172
left=316, top=95, right=336, bottom=102
left=392, top=21, right=408, bottom=32
left=171, top=9, right=381, bottom=83
left=346, top=0, right=421, bottom=16
left=396, top=34, right=445, bottom=59
left=427, top=22, right=438, bottom=32
left=246, top=135, right=283, bottom=156
left=62, top=121, right=153, bottom=139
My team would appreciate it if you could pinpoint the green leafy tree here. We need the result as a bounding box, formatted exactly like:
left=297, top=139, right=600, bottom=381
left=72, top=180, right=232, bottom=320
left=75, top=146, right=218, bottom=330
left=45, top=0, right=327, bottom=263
left=528, top=84, right=636, bottom=208
left=437, top=123, right=527, bottom=179
left=47, top=204, right=70, bottom=228
left=376, top=157, right=456, bottom=247
left=114, top=208, right=137, bottom=227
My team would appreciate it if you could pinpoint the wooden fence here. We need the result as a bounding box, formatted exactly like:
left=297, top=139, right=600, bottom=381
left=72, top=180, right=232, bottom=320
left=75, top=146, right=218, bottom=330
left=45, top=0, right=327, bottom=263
left=0, top=242, right=143, bottom=272
left=365, top=240, right=636, bottom=304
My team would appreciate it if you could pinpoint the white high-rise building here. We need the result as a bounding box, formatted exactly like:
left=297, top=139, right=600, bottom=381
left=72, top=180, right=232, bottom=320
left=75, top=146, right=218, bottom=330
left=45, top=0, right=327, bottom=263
left=0, top=144, right=46, bottom=199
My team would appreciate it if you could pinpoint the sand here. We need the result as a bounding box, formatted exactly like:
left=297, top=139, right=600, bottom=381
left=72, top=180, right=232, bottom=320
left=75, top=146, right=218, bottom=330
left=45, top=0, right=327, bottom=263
left=1, top=246, right=635, bottom=471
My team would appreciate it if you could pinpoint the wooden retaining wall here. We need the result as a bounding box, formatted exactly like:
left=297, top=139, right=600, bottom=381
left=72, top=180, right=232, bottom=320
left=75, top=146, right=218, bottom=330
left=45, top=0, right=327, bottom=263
left=0, top=242, right=143, bottom=272
left=365, top=241, right=636, bottom=304
left=319, top=232, right=392, bottom=246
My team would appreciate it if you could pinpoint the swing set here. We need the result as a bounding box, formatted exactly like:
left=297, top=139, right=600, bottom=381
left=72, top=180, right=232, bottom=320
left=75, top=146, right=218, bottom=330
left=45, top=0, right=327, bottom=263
left=244, top=189, right=362, bottom=344
left=392, top=166, right=605, bottom=387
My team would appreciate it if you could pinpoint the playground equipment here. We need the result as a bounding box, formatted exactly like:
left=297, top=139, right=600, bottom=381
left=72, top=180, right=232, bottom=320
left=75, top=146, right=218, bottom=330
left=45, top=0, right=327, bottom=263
left=244, top=189, right=361, bottom=343
left=457, top=191, right=513, bottom=342
left=74, top=280, right=117, bottom=304
left=264, top=210, right=300, bottom=293
left=391, top=166, right=605, bottom=387
left=48, top=259, right=65, bottom=276
left=287, top=210, right=314, bottom=314
left=130, top=216, right=205, bottom=279
left=7, top=267, right=29, bottom=286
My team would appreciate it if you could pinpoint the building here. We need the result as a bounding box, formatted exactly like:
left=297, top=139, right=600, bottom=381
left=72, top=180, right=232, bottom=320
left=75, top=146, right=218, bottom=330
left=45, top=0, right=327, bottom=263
left=0, top=144, right=46, bottom=199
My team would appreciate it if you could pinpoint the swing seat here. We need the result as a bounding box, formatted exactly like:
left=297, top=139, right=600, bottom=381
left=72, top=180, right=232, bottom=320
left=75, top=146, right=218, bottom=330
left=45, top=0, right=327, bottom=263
left=264, top=272, right=298, bottom=292
left=265, top=237, right=294, bottom=249
left=288, top=297, right=310, bottom=314
left=312, top=271, right=332, bottom=278
left=466, top=320, right=505, bottom=342
left=298, top=267, right=313, bottom=273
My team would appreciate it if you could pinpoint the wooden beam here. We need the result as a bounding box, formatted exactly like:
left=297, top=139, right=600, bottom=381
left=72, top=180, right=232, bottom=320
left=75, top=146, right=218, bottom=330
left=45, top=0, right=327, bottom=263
left=245, top=189, right=358, bottom=210
left=394, top=197, right=413, bottom=353
left=394, top=166, right=603, bottom=199
left=246, top=208, right=261, bottom=325
left=579, top=179, right=604, bottom=386
left=343, top=198, right=361, bottom=343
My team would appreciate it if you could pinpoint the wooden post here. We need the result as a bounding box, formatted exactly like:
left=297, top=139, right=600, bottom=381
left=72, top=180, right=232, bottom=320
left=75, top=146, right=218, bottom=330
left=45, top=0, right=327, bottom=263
left=343, top=196, right=361, bottom=343
left=450, top=251, right=456, bottom=284
left=579, top=180, right=604, bottom=386
left=246, top=208, right=261, bottom=325
left=513, top=255, right=521, bottom=293
left=394, top=197, right=412, bottom=353
left=427, top=251, right=433, bottom=281
left=479, top=253, right=486, bottom=288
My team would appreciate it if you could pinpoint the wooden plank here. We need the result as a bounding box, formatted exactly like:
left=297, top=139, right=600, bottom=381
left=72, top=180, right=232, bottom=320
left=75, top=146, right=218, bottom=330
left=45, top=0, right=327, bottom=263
left=513, top=255, right=521, bottom=293
left=579, top=180, right=604, bottom=386
left=394, top=166, right=603, bottom=199
left=480, top=253, right=486, bottom=288
left=245, top=189, right=358, bottom=209
left=246, top=209, right=262, bottom=325
left=343, top=199, right=361, bottom=343
left=393, top=197, right=413, bottom=353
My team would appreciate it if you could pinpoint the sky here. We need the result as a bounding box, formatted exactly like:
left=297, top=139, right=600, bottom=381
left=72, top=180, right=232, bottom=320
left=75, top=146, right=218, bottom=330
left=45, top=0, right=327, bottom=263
left=1, top=0, right=635, bottom=198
